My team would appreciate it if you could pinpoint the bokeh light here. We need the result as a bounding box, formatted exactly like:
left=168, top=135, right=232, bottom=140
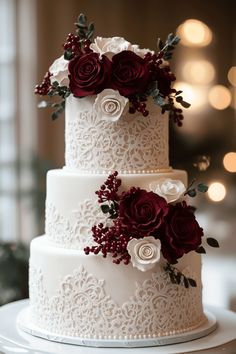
left=208, top=85, right=231, bottom=110
left=227, top=66, right=236, bottom=87
left=174, top=81, right=207, bottom=109
left=223, top=152, right=236, bottom=172
left=208, top=182, right=226, bottom=202
left=230, top=87, right=236, bottom=109
left=182, top=60, right=215, bottom=84
left=177, top=19, right=212, bottom=47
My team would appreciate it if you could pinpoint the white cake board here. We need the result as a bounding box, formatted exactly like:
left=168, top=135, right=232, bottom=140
left=0, top=300, right=236, bottom=354
left=17, top=305, right=217, bottom=348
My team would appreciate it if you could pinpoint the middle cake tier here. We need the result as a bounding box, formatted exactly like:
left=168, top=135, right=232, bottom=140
left=45, top=169, right=187, bottom=250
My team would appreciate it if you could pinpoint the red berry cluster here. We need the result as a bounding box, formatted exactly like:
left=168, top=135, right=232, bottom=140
left=129, top=97, right=149, bottom=117
left=34, top=71, right=52, bottom=95
left=63, top=33, right=92, bottom=59
left=95, top=171, right=121, bottom=203
left=170, top=107, right=184, bottom=127
left=84, top=220, right=131, bottom=265
left=145, top=52, right=163, bottom=70
left=85, top=171, right=132, bottom=265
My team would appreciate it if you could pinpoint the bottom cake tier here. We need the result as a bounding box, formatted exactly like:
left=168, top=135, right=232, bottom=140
left=28, top=236, right=207, bottom=342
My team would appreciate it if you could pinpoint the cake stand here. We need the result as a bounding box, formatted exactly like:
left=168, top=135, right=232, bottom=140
left=0, top=300, right=236, bottom=354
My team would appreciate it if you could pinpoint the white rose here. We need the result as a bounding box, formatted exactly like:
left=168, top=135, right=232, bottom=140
left=49, top=55, right=69, bottom=86
left=94, top=89, right=129, bottom=122
left=127, top=236, right=161, bottom=272
left=130, top=44, right=154, bottom=58
left=149, top=178, right=186, bottom=203
left=90, top=36, right=132, bottom=58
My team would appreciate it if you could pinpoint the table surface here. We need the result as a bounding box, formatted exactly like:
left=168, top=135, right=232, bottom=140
left=0, top=300, right=236, bottom=354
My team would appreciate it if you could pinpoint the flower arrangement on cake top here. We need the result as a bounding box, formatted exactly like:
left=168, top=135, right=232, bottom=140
left=35, top=14, right=190, bottom=126
left=84, top=172, right=219, bottom=288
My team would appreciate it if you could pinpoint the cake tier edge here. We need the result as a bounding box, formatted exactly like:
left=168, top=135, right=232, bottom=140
left=29, top=236, right=206, bottom=340
left=45, top=168, right=187, bottom=249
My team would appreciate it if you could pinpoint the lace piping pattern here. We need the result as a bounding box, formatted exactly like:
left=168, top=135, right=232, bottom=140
left=45, top=200, right=110, bottom=248
left=65, top=104, right=169, bottom=173
left=29, top=264, right=206, bottom=339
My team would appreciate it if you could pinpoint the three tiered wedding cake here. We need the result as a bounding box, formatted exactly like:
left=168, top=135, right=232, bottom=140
left=19, top=14, right=218, bottom=347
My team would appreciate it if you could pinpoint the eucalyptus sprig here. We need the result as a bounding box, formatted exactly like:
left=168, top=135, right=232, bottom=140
left=38, top=81, right=71, bottom=120
left=75, top=13, right=94, bottom=41
left=157, top=33, right=180, bottom=60
left=146, top=81, right=165, bottom=107
left=164, top=263, right=197, bottom=288
left=185, top=179, right=208, bottom=198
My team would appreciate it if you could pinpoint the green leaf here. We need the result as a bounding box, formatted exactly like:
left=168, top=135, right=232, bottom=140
left=176, top=96, right=183, bottom=102
left=161, top=33, right=180, bottom=60
left=184, top=276, right=189, bottom=288
left=188, top=278, right=197, bottom=287
left=197, top=183, right=209, bottom=193
left=87, top=31, right=94, bottom=40
left=153, top=94, right=166, bottom=107
left=169, top=273, right=177, bottom=284
left=167, top=33, right=180, bottom=45
left=196, top=246, right=206, bottom=254
left=180, top=100, right=191, bottom=108
left=175, top=90, right=183, bottom=95
left=157, top=38, right=164, bottom=50
left=64, top=49, right=74, bottom=60
left=206, top=237, right=219, bottom=248
left=52, top=111, right=59, bottom=120
left=146, top=81, right=158, bottom=96
left=65, top=91, right=71, bottom=98
left=52, top=81, right=59, bottom=88
left=77, top=13, right=87, bottom=25
left=164, top=54, right=171, bottom=60
left=187, top=188, right=197, bottom=197
left=101, top=204, right=110, bottom=214
left=175, top=272, right=181, bottom=284
left=88, top=22, right=94, bottom=32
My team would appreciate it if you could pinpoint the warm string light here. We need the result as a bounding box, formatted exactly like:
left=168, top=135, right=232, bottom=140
left=208, top=85, right=231, bottom=110
left=182, top=60, right=215, bottom=84
left=230, top=87, right=236, bottom=109
left=208, top=182, right=226, bottom=202
left=176, top=19, right=215, bottom=116
left=177, top=19, right=212, bottom=47
left=223, top=152, right=236, bottom=172
left=228, top=67, right=236, bottom=87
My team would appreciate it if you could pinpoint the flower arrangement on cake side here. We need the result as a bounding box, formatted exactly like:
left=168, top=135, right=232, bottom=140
left=35, top=13, right=190, bottom=126
left=84, top=172, right=219, bottom=288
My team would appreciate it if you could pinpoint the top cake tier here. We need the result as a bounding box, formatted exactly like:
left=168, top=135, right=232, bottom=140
left=65, top=95, right=169, bottom=174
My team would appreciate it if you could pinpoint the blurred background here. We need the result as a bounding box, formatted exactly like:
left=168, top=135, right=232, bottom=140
left=0, top=0, right=235, bottom=309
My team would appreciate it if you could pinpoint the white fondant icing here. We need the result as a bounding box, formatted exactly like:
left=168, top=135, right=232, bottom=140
left=29, top=236, right=206, bottom=340
left=45, top=169, right=187, bottom=249
left=65, top=95, right=169, bottom=173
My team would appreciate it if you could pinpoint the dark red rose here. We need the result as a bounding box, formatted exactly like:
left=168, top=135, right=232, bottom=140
left=111, top=51, right=150, bottom=97
left=161, top=202, right=204, bottom=264
left=68, top=52, right=112, bottom=97
left=119, top=187, right=169, bottom=237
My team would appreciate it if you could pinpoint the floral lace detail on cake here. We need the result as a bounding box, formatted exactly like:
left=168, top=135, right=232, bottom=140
left=29, top=264, right=206, bottom=339
left=65, top=103, right=169, bottom=173
left=46, top=200, right=111, bottom=248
